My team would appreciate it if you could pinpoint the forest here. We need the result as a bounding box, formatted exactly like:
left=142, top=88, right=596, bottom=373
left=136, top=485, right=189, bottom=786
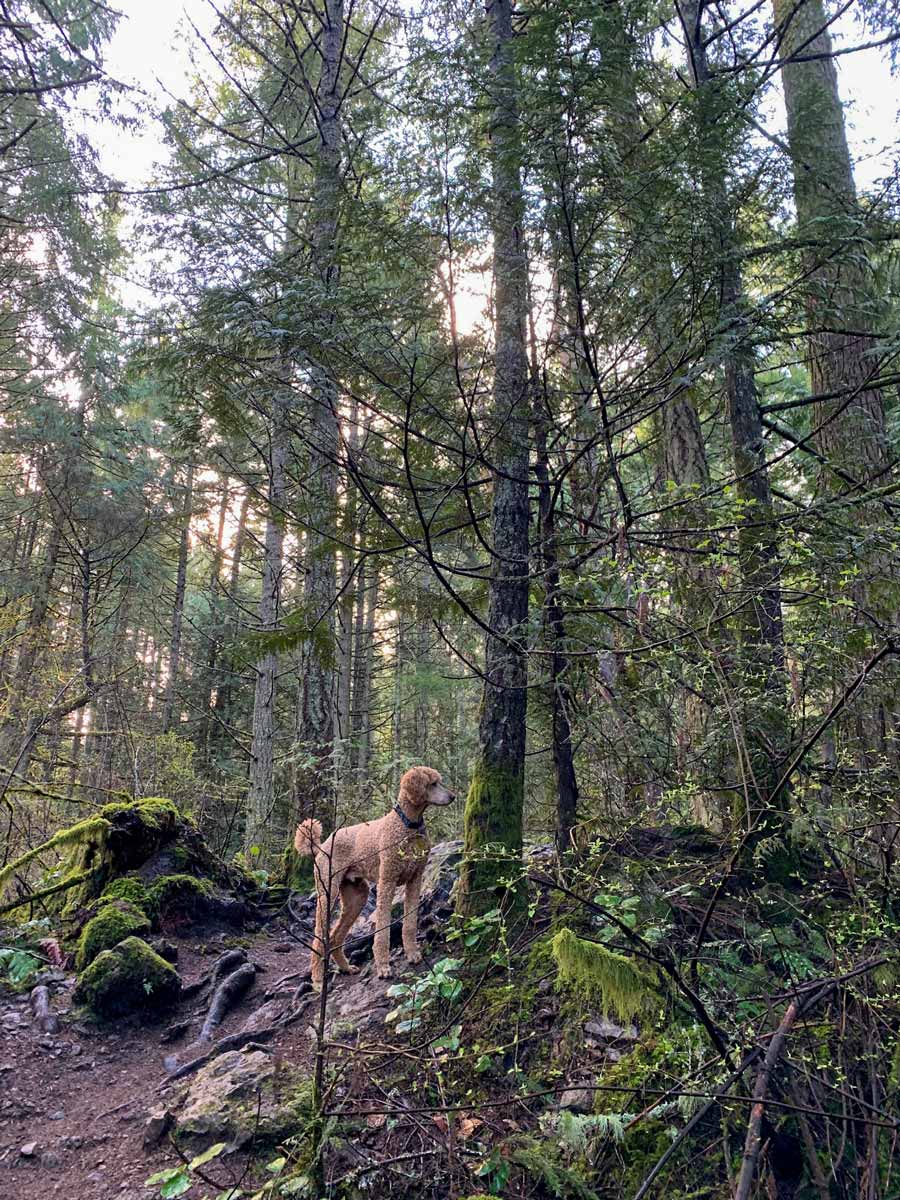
left=1, top=0, right=900, bottom=1196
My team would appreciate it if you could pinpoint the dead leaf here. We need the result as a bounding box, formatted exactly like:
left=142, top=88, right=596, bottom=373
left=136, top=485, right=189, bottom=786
left=432, top=1114, right=449, bottom=1134
left=458, top=1116, right=483, bottom=1141
left=366, top=1112, right=387, bottom=1130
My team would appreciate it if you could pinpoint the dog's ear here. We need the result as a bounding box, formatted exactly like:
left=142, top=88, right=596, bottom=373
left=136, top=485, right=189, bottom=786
left=401, top=765, right=435, bottom=804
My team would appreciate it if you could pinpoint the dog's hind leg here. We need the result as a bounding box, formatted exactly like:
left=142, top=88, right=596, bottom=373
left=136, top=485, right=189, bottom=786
left=310, top=871, right=332, bottom=991
left=329, top=878, right=368, bottom=975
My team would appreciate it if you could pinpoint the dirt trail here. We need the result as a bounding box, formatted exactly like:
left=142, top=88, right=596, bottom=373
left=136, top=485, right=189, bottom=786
left=0, top=929, right=320, bottom=1200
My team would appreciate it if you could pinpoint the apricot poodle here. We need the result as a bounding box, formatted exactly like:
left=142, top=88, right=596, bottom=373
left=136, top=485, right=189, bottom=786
left=294, top=766, right=455, bottom=989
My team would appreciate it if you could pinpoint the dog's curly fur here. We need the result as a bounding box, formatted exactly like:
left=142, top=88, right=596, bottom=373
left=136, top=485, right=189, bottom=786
left=294, top=766, right=455, bottom=989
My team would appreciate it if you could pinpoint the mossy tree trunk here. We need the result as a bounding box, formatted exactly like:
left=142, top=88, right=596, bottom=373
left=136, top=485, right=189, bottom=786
left=772, top=0, right=890, bottom=489
left=457, top=0, right=530, bottom=917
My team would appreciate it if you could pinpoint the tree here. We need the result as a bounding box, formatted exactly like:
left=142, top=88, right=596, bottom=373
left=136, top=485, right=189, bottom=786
left=457, top=0, right=531, bottom=916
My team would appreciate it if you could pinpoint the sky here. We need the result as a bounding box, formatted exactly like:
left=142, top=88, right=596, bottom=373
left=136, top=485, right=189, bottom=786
left=87, top=0, right=899, bottom=332
left=94, top=0, right=899, bottom=191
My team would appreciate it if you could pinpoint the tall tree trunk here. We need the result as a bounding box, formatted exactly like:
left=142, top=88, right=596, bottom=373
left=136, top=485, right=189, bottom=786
left=458, top=0, right=530, bottom=916
left=681, top=0, right=791, bottom=835
left=163, top=463, right=194, bottom=733
left=533, top=388, right=579, bottom=853
left=771, top=0, right=890, bottom=488
left=199, top=483, right=231, bottom=754
left=293, top=0, right=342, bottom=827
left=245, top=391, right=289, bottom=858
left=351, top=561, right=377, bottom=793
left=211, top=488, right=251, bottom=754
left=772, top=0, right=895, bottom=779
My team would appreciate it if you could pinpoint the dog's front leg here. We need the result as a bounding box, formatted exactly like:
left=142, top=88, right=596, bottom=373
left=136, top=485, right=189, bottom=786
left=403, top=869, right=423, bottom=965
left=374, top=868, right=394, bottom=980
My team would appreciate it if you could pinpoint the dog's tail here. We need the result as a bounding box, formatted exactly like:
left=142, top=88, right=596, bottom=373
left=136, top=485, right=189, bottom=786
left=294, top=818, right=323, bottom=856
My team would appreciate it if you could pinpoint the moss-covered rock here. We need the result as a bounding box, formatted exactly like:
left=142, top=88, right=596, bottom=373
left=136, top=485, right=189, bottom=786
left=100, top=877, right=154, bottom=914
left=174, top=1048, right=313, bottom=1148
left=75, top=900, right=152, bottom=970
left=73, top=936, right=181, bottom=1018
left=0, top=797, right=260, bottom=923
left=150, top=873, right=213, bottom=916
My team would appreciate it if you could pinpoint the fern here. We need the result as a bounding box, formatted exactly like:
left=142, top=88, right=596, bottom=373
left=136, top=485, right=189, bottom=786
left=551, top=927, right=661, bottom=1022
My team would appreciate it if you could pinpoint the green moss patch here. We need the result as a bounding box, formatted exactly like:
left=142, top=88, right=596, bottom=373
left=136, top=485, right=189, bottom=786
left=100, top=877, right=154, bottom=914
left=73, top=935, right=181, bottom=1018
left=76, top=901, right=152, bottom=970
left=551, top=928, right=661, bottom=1023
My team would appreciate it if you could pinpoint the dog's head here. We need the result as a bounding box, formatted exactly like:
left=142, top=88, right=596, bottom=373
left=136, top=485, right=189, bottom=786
left=399, top=766, right=456, bottom=809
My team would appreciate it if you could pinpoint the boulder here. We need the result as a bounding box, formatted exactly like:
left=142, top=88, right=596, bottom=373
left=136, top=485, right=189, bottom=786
left=422, top=840, right=463, bottom=905
left=73, top=936, right=181, bottom=1018
left=558, top=1082, right=596, bottom=1113
left=174, top=1048, right=312, bottom=1148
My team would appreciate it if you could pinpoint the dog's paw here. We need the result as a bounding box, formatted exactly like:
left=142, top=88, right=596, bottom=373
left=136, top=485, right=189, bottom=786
left=405, top=949, right=423, bottom=965
left=340, top=964, right=361, bottom=976
left=376, top=965, right=394, bottom=980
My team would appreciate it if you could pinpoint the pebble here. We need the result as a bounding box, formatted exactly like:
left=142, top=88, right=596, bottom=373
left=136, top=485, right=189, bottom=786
left=20, top=1141, right=38, bottom=1157
left=48, top=1109, right=65, bottom=1120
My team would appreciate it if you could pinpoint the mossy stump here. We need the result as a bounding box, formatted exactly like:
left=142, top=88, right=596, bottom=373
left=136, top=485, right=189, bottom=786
left=73, top=936, right=181, bottom=1018
left=76, top=900, right=151, bottom=970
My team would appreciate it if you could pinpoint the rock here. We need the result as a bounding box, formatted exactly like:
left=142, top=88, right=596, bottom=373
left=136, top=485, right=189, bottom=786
left=421, top=840, right=463, bottom=904
left=20, top=1141, right=38, bottom=1156
left=73, top=937, right=181, bottom=1018
left=174, top=1048, right=313, bottom=1148
left=558, top=1083, right=595, bottom=1113
left=160, top=1019, right=191, bottom=1044
left=240, top=998, right=286, bottom=1034
left=143, top=1106, right=173, bottom=1148
left=584, top=1019, right=638, bottom=1042
left=40, top=1150, right=61, bottom=1168
left=149, top=939, right=179, bottom=964
left=271, top=942, right=293, bottom=954
left=48, top=1109, right=65, bottom=1120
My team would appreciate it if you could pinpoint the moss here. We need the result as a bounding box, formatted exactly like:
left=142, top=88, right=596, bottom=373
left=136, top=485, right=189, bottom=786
left=98, top=796, right=180, bottom=827
left=100, top=877, right=154, bottom=914
left=0, top=816, right=112, bottom=903
left=551, top=928, right=661, bottom=1023
left=504, top=1134, right=599, bottom=1200
left=457, top=762, right=524, bottom=917
left=76, top=901, right=152, bottom=970
left=149, top=873, right=214, bottom=918
left=281, top=839, right=314, bottom=892
left=73, top=936, right=181, bottom=1018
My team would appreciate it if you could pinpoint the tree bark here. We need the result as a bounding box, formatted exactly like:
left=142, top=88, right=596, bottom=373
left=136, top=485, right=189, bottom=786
left=163, top=462, right=194, bottom=733
left=458, top=0, right=530, bottom=917
left=245, top=390, right=289, bottom=858
left=293, top=0, right=342, bottom=827
left=681, top=0, right=791, bottom=834
left=771, top=0, right=890, bottom=488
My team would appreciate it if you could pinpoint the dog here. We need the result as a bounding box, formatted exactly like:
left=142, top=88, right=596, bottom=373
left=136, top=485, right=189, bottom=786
left=294, top=766, right=455, bottom=989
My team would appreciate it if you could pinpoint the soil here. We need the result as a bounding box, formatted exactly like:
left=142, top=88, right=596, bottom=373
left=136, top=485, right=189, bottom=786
left=0, top=926, right=325, bottom=1200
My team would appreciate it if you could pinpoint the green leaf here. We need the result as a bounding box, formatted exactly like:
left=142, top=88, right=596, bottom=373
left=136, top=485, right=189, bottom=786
left=160, top=1169, right=193, bottom=1198
left=189, top=1141, right=227, bottom=1169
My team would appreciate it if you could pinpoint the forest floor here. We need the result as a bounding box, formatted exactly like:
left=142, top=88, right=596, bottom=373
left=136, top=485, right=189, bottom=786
left=0, top=924, right=326, bottom=1199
